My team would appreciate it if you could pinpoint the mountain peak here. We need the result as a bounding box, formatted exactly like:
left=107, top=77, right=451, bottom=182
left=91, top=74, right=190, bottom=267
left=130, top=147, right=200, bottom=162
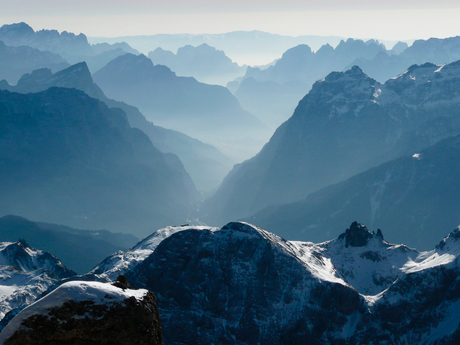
left=323, top=65, right=369, bottom=83
left=338, top=221, right=380, bottom=247
left=436, top=226, right=460, bottom=251
left=0, top=22, right=34, bottom=37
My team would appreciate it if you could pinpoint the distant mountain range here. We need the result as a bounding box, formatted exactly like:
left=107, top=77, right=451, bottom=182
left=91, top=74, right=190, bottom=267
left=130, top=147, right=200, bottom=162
left=0, top=86, right=198, bottom=237
left=149, top=43, right=246, bottom=85
left=89, top=30, right=349, bottom=66
left=351, top=36, right=460, bottom=83
left=232, top=36, right=460, bottom=130
left=231, top=38, right=394, bottom=129
left=0, top=22, right=139, bottom=74
left=0, top=62, right=234, bottom=192
left=202, top=61, right=460, bottom=231
left=93, top=53, right=270, bottom=161
left=0, top=41, right=69, bottom=85
left=0, top=215, right=138, bottom=274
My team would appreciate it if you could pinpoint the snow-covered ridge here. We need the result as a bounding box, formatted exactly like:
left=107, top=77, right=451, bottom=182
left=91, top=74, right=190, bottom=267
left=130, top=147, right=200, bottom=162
left=0, top=281, right=148, bottom=344
left=90, top=224, right=216, bottom=281
left=0, top=240, right=75, bottom=321
left=94, top=221, right=460, bottom=298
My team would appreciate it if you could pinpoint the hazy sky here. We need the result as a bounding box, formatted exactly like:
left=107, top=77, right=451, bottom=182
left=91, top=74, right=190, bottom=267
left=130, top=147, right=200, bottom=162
left=2, top=0, right=460, bottom=41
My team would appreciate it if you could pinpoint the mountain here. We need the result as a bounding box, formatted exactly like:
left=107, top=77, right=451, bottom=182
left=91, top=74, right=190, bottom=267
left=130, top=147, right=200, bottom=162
left=0, top=239, right=75, bottom=323
left=0, top=280, right=163, bottom=345
left=0, top=41, right=69, bottom=85
left=246, top=133, right=460, bottom=251
left=0, top=62, right=234, bottom=192
left=90, top=31, right=347, bottom=66
left=0, top=215, right=138, bottom=274
left=232, top=38, right=389, bottom=129
left=202, top=61, right=460, bottom=226
left=149, top=43, right=246, bottom=85
left=0, top=22, right=138, bottom=73
left=93, top=53, right=270, bottom=161
left=350, top=36, right=460, bottom=83
left=0, top=87, right=198, bottom=237
left=88, top=221, right=460, bottom=344
left=0, top=22, right=92, bottom=63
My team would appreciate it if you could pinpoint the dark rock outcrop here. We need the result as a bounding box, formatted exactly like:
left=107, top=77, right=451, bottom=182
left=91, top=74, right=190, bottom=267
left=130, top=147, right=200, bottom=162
left=338, top=221, right=373, bottom=247
left=126, top=222, right=361, bottom=344
left=1, top=282, right=163, bottom=345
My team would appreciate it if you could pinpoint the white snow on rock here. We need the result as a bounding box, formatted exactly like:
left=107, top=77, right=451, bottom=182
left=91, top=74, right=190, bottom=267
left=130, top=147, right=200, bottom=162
left=90, top=225, right=216, bottom=281
left=0, top=241, right=73, bottom=321
left=0, top=281, right=148, bottom=344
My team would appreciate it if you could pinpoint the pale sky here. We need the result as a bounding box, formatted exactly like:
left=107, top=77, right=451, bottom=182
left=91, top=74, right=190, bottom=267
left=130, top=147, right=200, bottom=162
left=1, top=0, right=460, bottom=41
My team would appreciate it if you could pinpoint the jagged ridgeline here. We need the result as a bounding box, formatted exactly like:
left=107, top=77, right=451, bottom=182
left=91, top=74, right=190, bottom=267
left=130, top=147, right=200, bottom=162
left=85, top=221, right=460, bottom=344
left=0, top=87, right=198, bottom=237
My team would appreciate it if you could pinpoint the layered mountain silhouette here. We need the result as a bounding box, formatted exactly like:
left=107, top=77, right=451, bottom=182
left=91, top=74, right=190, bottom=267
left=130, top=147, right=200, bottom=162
left=0, top=22, right=138, bottom=73
left=0, top=62, right=234, bottom=192
left=93, top=30, right=346, bottom=67
left=232, top=38, right=389, bottom=128
left=93, top=53, right=269, bottom=161
left=246, top=134, right=460, bottom=250
left=202, top=62, right=460, bottom=226
left=0, top=41, right=69, bottom=84
left=0, top=87, right=198, bottom=237
left=0, top=215, right=138, bottom=273
left=149, top=43, right=245, bottom=85
left=351, top=36, right=460, bottom=82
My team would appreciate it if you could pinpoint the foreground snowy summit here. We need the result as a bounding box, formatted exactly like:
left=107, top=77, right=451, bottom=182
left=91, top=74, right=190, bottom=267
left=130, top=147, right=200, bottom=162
left=0, top=280, right=163, bottom=345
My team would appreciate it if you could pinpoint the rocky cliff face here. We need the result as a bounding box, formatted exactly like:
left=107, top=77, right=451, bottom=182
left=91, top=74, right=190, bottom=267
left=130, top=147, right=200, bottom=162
left=0, top=87, right=198, bottom=237
left=127, top=222, right=361, bottom=344
left=203, top=61, right=460, bottom=226
left=0, top=281, right=163, bottom=345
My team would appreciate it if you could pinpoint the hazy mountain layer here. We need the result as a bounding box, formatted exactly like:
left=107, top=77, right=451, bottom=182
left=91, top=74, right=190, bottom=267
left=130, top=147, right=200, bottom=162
left=202, top=61, right=460, bottom=225
left=352, top=36, right=460, bottom=82
left=149, top=43, right=245, bottom=85
left=246, top=134, right=460, bottom=250
left=0, top=215, right=138, bottom=274
left=0, top=41, right=69, bottom=85
left=232, top=38, right=389, bottom=129
left=93, top=53, right=270, bottom=161
left=0, top=62, right=234, bottom=192
left=89, top=31, right=347, bottom=66
left=0, top=22, right=138, bottom=73
left=0, top=87, right=198, bottom=237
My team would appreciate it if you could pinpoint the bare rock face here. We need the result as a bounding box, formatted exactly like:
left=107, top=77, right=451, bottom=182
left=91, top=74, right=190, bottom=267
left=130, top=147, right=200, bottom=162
left=0, top=281, right=163, bottom=345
